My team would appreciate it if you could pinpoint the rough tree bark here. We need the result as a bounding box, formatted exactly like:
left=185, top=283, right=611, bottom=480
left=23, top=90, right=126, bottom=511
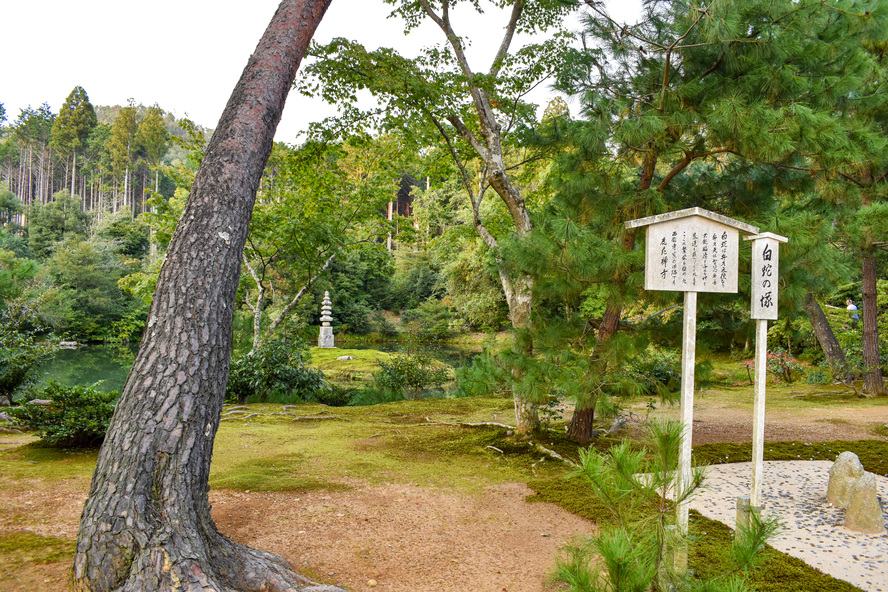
left=72, top=2, right=341, bottom=591
left=802, top=291, right=847, bottom=376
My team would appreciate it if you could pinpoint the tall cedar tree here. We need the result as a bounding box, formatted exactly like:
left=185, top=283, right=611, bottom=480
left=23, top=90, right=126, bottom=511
left=50, top=86, right=98, bottom=197
left=301, top=0, right=574, bottom=435
left=108, top=100, right=140, bottom=216
left=135, top=104, right=170, bottom=195
left=71, top=2, right=341, bottom=591
left=536, top=0, right=888, bottom=441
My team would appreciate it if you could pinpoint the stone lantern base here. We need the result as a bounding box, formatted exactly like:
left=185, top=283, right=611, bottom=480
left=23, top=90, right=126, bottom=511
left=318, top=326, right=334, bottom=348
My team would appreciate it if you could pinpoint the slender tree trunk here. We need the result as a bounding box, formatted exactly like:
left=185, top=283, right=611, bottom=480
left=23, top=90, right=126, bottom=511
left=499, top=271, right=540, bottom=434
left=387, top=200, right=393, bottom=250
left=566, top=228, right=639, bottom=443
left=861, top=255, right=884, bottom=396
left=71, top=149, right=77, bottom=196
left=802, top=291, right=847, bottom=375
left=72, top=3, right=340, bottom=591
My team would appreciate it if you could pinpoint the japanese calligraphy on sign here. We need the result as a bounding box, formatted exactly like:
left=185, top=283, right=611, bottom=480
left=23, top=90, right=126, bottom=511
left=747, top=233, right=788, bottom=320
left=626, top=208, right=759, bottom=294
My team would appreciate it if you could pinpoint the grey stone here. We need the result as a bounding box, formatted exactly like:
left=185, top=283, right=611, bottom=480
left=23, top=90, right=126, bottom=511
left=318, top=327, right=334, bottom=348
left=318, top=291, right=335, bottom=349
left=336, top=356, right=354, bottom=360
left=844, top=473, right=886, bottom=535
left=28, top=399, right=55, bottom=407
left=828, top=451, right=865, bottom=508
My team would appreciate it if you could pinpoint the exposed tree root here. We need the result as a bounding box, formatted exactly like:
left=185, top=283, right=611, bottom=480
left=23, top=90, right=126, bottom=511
left=423, top=417, right=517, bottom=430
left=220, top=413, right=260, bottom=421
left=421, top=417, right=578, bottom=467
left=531, top=442, right=577, bottom=467
left=75, top=529, right=346, bottom=592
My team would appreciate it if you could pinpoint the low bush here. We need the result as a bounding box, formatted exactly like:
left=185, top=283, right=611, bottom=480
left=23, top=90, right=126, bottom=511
left=400, top=300, right=451, bottom=340
left=226, top=337, right=325, bottom=404
left=373, top=353, right=450, bottom=400
left=8, top=382, right=116, bottom=447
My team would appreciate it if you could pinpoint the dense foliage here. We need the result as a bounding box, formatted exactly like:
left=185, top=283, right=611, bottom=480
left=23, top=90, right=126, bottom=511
left=226, top=337, right=325, bottom=404
left=1, top=0, right=887, bottom=427
left=7, top=382, right=117, bottom=447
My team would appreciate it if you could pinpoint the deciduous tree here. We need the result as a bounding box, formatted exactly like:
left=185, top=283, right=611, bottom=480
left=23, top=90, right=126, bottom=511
left=303, top=0, right=574, bottom=434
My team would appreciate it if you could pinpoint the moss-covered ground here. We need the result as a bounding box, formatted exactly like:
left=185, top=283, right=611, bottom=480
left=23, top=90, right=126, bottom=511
left=307, top=347, right=396, bottom=384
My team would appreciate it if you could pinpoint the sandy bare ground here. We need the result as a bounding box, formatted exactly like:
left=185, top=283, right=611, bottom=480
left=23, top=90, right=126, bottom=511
left=681, top=401, right=888, bottom=445
left=0, top=479, right=592, bottom=592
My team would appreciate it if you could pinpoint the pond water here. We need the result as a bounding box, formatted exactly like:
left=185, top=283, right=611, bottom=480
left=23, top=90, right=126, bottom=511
left=36, top=344, right=139, bottom=393
left=35, top=342, right=481, bottom=395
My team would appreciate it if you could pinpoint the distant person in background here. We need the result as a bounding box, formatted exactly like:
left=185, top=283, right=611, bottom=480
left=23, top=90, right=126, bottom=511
left=846, top=299, right=859, bottom=329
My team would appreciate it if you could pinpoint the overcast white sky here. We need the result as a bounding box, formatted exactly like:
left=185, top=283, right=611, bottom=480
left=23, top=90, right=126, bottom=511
left=2, top=0, right=640, bottom=143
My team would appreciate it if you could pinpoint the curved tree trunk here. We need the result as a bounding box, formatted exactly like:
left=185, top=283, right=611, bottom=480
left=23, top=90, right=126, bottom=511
left=861, top=255, right=885, bottom=397
left=72, top=2, right=340, bottom=591
left=802, top=291, right=847, bottom=376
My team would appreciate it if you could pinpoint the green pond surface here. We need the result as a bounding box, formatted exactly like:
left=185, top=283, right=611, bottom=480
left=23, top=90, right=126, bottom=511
left=35, top=344, right=138, bottom=394
left=34, top=342, right=479, bottom=397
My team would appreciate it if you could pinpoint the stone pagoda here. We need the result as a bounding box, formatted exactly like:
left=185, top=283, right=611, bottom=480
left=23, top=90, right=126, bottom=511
left=318, top=291, right=335, bottom=348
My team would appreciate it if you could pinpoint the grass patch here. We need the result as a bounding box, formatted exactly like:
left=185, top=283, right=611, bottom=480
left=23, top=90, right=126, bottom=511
left=871, top=423, right=888, bottom=438
left=526, top=474, right=614, bottom=524
left=0, top=438, right=98, bottom=481
left=308, top=348, right=394, bottom=384
left=210, top=453, right=351, bottom=493
left=693, top=439, right=888, bottom=476
left=0, top=531, right=74, bottom=565
left=210, top=397, right=553, bottom=491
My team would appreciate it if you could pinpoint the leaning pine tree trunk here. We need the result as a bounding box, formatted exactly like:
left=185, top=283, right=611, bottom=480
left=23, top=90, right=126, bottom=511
left=802, top=291, right=847, bottom=376
left=72, top=2, right=341, bottom=591
left=861, top=255, right=885, bottom=397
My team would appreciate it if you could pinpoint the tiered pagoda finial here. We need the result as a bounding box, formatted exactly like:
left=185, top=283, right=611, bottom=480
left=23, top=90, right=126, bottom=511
left=318, top=291, right=335, bottom=348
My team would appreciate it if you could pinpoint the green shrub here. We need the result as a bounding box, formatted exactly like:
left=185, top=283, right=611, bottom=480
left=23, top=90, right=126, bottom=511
left=805, top=367, right=832, bottom=385
left=767, top=349, right=805, bottom=383
left=226, top=337, right=325, bottom=404
left=373, top=353, right=450, bottom=400
left=314, top=384, right=356, bottom=407
left=368, top=311, right=399, bottom=337
left=348, top=385, right=408, bottom=406
left=454, top=349, right=512, bottom=398
left=7, top=382, right=116, bottom=447
left=625, top=350, right=681, bottom=396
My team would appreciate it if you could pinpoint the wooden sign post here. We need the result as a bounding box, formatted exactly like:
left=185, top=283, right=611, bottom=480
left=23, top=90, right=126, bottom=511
left=626, top=208, right=759, bottom=559
left=746, top=233, right=787, bottom=509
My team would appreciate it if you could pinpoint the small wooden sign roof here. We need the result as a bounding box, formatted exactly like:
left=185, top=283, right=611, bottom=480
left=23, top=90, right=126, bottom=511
left=744, top=232, right=788, bottom=243
left=625, top=207, right=760, bottom=235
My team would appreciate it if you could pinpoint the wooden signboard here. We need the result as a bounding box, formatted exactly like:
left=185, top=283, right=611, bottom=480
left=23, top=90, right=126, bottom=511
left=626, top=207, right=760, bottom=558
left=748, top=233, right=787, bottom=321
left=631, top=208, right=758, bottom=293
